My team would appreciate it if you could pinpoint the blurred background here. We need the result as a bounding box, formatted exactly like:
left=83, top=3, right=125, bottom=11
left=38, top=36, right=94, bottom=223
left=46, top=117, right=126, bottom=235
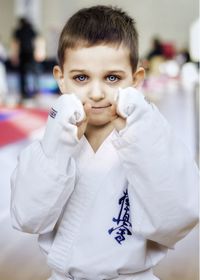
left=0, top=0, right=199, bottom=280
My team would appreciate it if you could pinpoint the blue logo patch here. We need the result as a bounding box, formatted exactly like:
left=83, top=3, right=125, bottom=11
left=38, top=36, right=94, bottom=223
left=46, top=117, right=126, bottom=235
left=108, top=188, right=132, bottom=244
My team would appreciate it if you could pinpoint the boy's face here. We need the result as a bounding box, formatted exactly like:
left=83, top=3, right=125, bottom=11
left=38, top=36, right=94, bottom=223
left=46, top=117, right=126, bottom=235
left=54, top=44, right=144, bottom=127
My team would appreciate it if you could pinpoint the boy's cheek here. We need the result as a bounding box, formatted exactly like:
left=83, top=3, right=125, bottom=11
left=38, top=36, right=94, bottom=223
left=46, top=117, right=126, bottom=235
left=62, top=86, right=85, bottom=102
left=106, top=88, right=119, bottom=103
left=72, top=92, right=85, bottom=103
left=61, top=80, right=78, bottom=94
left=110, top=103, right=118, bottom=116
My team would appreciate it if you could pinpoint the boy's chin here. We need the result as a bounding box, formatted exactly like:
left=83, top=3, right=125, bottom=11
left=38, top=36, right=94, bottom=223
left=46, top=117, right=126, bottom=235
left=88, top=117, right=112, bottom=127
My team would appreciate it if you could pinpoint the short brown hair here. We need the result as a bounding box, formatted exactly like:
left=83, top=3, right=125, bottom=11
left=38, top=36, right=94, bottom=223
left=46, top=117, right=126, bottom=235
left=57, top=5, right=139, bottom=71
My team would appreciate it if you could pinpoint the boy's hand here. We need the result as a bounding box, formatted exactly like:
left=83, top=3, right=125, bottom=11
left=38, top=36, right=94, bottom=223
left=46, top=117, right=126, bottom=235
left=41, top=94, right=85, bottom=158
left=115, top=87, right=142, bottom=118
left=112, top=87, right=148, bottom=131
left=112, top=115, right=126, bottom=132
left=76, top=103, right=91, bottom=139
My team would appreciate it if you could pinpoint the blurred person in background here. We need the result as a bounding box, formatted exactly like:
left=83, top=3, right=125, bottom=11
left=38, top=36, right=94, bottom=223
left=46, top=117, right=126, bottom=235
left=12, top=17, right=38, bottom=104
left=143, top=37, right=165, bottom=77
left=144, top=36, right=176, bottom=77
left=146, top=37, right=164, bottom=61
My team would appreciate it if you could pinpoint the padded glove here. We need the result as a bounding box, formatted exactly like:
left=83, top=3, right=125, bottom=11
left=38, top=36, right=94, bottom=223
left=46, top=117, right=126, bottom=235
left=116, top=87, right=150, bottom=119
left=41, top=94, right=85, bottom=165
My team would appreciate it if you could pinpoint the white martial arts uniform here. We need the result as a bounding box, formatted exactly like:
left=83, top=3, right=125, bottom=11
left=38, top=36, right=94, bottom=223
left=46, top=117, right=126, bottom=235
left=10, top=89, right=199, bottom=280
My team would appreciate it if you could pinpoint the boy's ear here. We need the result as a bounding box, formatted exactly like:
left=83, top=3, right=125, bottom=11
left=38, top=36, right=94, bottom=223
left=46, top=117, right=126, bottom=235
left=132, top=67, right=145, bottom=88
left=53, top=65, right=66, bottom=93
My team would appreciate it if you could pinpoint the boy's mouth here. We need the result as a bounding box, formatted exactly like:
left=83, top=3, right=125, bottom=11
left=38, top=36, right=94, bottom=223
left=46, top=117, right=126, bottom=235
left=90, top=104, right=112, bottom=114
left=91, top=104, right=111, bottom=109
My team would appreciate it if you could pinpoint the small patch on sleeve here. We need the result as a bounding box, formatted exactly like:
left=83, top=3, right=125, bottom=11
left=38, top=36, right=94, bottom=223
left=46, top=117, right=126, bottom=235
left=49, top=107, right=58, bottom=119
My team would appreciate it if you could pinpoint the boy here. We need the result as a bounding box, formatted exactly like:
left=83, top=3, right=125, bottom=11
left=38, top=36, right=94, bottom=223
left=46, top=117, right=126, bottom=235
left=11, top=5, right=198, bottom=280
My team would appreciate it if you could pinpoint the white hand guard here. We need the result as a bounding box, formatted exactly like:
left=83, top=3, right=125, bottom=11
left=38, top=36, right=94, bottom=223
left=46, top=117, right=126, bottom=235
left=41, top=94, right=85, bottom=162
left=116, top=87, right=149, bottom=119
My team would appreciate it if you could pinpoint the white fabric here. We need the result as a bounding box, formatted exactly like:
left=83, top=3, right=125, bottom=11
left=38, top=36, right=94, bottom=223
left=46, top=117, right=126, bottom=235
left=41, top=93, right=85, bottom=171
left=0, top=62, right=8, bottom=98
left=49, top=268, right=159, bottom=280
left=116, top=87, right=149, bottom=118
left=11, top=88, right=199, bottom=280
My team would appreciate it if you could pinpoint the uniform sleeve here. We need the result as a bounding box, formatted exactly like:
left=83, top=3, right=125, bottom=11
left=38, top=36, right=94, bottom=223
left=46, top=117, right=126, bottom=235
left=112, top=101, right=199, bottom=248
left=11, top=94, right=85, bottom=235
left=10, top=140, right=77, bottom=234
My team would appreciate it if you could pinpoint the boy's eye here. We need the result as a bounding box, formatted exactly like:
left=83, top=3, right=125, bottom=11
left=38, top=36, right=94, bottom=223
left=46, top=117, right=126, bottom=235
left=106, top=75, right=120, bottom=82
left=73, top=75, right=88, bottom=82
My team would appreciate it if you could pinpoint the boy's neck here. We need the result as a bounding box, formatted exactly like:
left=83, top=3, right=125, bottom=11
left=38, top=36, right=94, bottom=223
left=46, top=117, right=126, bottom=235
left=85, top=122, right=115, bottom=152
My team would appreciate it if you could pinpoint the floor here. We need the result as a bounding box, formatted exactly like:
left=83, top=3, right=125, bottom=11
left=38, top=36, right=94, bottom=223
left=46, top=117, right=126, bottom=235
left=0, top=73, right=199, bottom=280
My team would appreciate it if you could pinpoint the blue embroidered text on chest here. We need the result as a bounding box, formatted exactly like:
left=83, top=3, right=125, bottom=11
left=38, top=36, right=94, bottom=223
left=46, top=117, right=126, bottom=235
left=108, top=188, right=132, bottom=244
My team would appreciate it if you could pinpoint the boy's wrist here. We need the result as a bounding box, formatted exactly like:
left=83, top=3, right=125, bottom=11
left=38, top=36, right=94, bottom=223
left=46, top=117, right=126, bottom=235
left=112, top=116, right=126, bottom=132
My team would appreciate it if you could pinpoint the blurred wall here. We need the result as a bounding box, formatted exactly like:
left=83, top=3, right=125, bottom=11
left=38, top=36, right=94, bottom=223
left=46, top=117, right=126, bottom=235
left=0, top=0, right=199, bottom=57
left=0, top=0, right=15, bottom=49
left=33, top=0, right=200, bottom=58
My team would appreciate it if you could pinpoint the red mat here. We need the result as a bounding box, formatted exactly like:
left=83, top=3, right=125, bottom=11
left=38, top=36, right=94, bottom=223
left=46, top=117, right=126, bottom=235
left=0, top=107, right=48, bottom=147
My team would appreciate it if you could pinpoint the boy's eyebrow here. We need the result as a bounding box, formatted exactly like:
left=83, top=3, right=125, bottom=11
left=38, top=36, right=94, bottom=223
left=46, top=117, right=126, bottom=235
left=69, top=69, right=127, bottom=74
left=106, top=70, right=126, bottom=74
left=69, top=69, right=87, bottom=73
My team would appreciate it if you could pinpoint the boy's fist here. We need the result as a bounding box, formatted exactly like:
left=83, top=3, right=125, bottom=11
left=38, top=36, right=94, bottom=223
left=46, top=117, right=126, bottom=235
left=112, top=87, right=150, bottom=131
left=115, top=87, right=149, bottom=118
left=76, top=102, right=91, bottom=139
left=41, top=94, right=85, bottom=159
left=48, top=94, right=85, bottom=125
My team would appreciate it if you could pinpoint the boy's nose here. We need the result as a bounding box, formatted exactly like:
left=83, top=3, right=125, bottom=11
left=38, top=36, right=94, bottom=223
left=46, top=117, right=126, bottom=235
left=88, top=83, right=105, bottom=101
